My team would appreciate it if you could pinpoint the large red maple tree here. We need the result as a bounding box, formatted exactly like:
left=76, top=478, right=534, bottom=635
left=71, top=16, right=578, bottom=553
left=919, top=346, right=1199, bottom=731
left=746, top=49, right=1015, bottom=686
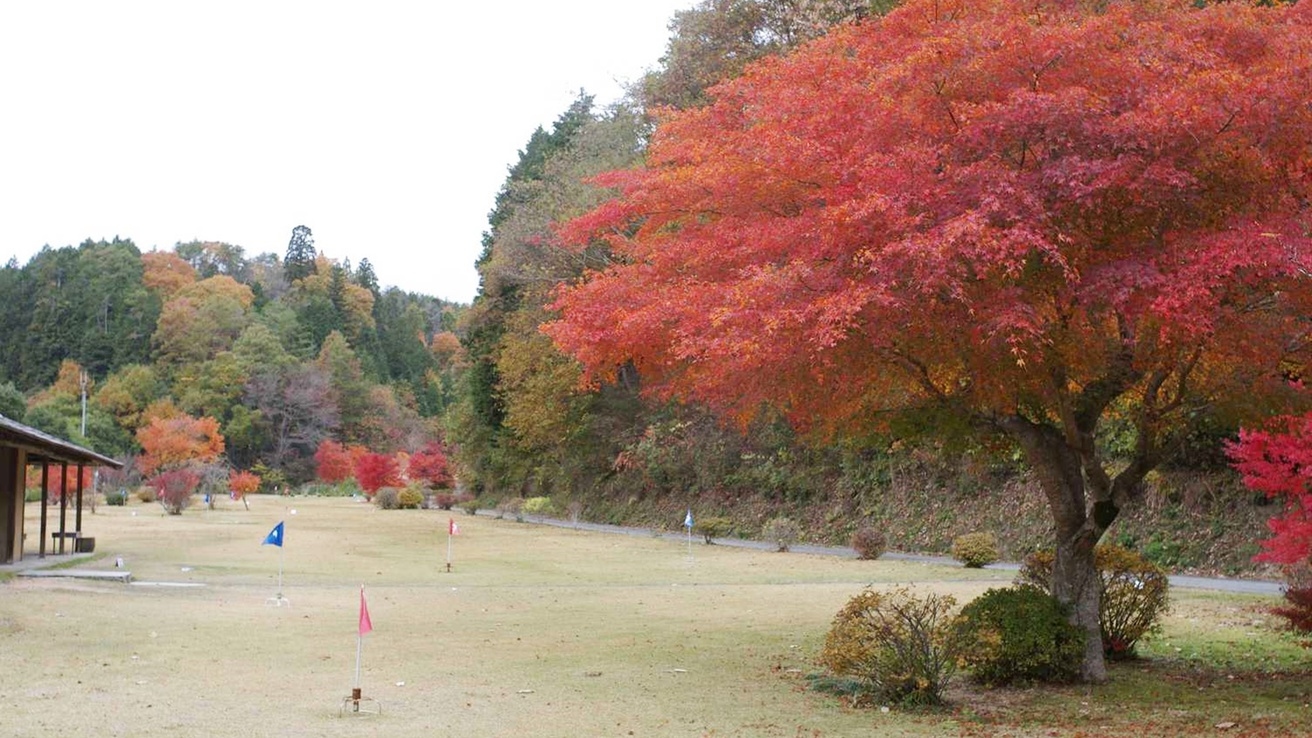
left=548, top=0, right=1312, bottom=681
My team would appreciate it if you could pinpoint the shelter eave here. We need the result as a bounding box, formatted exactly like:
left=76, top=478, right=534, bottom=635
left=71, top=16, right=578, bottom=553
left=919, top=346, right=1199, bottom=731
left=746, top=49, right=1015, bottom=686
left=0, top=414, right=122, bottom=469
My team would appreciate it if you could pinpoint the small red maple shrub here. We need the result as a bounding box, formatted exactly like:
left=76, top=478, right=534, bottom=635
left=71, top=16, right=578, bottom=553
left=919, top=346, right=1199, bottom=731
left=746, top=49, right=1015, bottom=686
left=408, top=444, right=452, bottom=489
left=1229, top=415, right=1312, bottom=566
left=354, top=452, right=401, bottom=497
left=149, top=468, right=201, bottom=515
left=1230, top=414, right=1312, bottom=637
left=314, top=440, right=355, bottom=483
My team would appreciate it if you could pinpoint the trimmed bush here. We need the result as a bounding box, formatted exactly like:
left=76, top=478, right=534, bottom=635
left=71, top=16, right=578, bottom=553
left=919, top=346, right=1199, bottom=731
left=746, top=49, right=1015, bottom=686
left=374, top=487, right=402, bottom=510
left=1017, top=544, right=1170, bottom=659
left=523, top=496, right=556, bottom=516
left=851, top=526, right=887, bottom=560
left=954, top=587, right=1085, bottom=686
left=762, top=516, right=801, bottom=552
left=136, top=485, right=157, bottom=504
left=952, top=532, right=999, bottom=568
left=432, top=492, right=458, bottom=510
left=104, top=488, right=130, bottom=506
left=398, top=486, right=424, bottom=510
left=461, top=496, right=480, bottom=516
left=820, top=586, right=960, bottom=706
left=693, top=516, right=733, bottom=544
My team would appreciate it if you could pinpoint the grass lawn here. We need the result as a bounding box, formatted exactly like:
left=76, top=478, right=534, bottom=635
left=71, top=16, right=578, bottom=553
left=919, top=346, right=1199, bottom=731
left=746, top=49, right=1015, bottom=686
left=2, top=495, right=1309, bottom=737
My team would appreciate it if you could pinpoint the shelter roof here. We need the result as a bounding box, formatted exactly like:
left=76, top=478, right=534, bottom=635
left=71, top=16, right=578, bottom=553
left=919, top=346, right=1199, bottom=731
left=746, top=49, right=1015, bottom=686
left=0, top=413, right=122, bottom=468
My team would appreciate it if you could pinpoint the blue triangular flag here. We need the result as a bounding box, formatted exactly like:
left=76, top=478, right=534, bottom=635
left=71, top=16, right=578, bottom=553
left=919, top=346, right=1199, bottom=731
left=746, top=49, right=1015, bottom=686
left=263, top=521, right=285, bottom=547
left=684, top=509, right=693, bottom=529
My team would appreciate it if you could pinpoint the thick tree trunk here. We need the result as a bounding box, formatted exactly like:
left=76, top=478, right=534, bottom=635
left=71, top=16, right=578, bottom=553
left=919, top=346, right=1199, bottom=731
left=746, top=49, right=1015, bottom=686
left=1002, top=416, right=1109, bottom=682
left=1051, top=519, right=1106, bottom=682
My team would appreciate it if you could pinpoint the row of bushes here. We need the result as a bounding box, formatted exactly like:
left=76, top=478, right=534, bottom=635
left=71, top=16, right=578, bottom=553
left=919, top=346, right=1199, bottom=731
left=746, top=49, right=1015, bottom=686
left=819, top=545, right=1171, bottom=705
left=372, top=486, right=478, bottom=511
left=695, top=514, right=999, bottom=568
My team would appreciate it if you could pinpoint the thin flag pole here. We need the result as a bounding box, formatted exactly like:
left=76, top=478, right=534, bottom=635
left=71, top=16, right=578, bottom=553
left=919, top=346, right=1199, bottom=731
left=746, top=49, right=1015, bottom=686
left=342, top=586, right=379, bottom=716
left=354, top=626, right=364, bottom=689
left=263, top=520, right=288, bottom=606
left=354, top=584, right=373, bottom=698
left=446, top=518, right=458, bottom=572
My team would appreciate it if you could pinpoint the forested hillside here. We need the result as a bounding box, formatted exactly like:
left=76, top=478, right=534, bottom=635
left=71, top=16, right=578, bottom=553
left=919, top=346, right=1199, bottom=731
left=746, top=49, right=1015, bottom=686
left=0, top=230, right=460, bottom=487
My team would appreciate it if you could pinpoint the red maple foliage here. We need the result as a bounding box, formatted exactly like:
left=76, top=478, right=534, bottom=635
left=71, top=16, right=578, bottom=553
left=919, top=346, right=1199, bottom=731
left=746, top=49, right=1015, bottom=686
left=548, top=0, right=1312, bottom=681
left=1229, top=415, right=1312, bottom=566
left=314, top=439, right=357, bottom=484
left=354, top=452, right=401, bottom=497
left=24, top=465, right=95, bottom=503
left=407, top=443, right=452, bottom=489
left=1228, top=418, right=1312, bottom=638
left=149, top=468, right=201, bottom=515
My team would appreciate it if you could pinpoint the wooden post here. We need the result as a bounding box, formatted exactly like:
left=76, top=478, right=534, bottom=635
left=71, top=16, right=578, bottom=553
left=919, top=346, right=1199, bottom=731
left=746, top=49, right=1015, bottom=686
left=38, top=462, right=48, bottom=558
left=75, top=463, right=84, bottom=534
left=58, top=463, right=68, bottom=554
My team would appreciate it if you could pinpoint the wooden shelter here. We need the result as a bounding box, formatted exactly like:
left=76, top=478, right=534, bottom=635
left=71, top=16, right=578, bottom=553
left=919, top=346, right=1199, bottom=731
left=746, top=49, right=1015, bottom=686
left=0, top=413, right=122, bottom=564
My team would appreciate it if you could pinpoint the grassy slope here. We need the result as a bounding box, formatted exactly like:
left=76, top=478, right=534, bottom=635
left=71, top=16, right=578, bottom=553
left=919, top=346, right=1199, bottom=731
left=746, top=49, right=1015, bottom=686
left=582, top=465, right=1278, bottom=579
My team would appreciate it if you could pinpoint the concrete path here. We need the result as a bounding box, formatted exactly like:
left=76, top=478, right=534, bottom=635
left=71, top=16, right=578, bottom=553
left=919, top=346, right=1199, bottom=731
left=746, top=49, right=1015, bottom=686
left=498, top=511, right=1284, bottom=596
left=17, top=568, right=132, bottom=583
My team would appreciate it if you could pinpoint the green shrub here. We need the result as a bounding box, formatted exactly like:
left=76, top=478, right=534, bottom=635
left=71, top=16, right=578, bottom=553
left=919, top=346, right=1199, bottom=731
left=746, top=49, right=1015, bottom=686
left=397, top=486, right=424, bottom=510
left=1017, top=545, right=1169, bottom=659
left=851, top=526, right=887, bottom=560
left=374, top=487, right=401, bottom=510
left=952, top=532, right=999, bottom=568
left=954, top=587, right=1085, bottom=686
left=820, top=586, right=960, bottom=706
left=24, top=487, right=42, bottom=503
left=104, top=488, right=130, bottom=506
left=762, top=516, right=801, bottom=552
left=461, top=496, right=480, bottom=515
left=693, top=516, right=733, bottom=544
left=523, top=496, right=556, bottom=516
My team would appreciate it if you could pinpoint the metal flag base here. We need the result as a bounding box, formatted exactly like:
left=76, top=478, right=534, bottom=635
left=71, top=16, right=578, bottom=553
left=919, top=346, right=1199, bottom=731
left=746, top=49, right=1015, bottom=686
left=265, top=592, right=291, bottom=607
left=339, top=687, right=381, bottom=716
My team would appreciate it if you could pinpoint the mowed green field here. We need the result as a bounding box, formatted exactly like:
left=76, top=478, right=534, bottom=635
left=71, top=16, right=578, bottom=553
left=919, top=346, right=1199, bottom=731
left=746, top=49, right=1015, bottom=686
left=2, top=495, right=1308, bottom=737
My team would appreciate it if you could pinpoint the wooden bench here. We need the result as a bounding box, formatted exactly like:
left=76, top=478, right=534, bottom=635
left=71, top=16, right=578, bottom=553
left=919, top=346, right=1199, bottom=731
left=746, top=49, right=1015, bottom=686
left=51, top=531, right=78, bottom=554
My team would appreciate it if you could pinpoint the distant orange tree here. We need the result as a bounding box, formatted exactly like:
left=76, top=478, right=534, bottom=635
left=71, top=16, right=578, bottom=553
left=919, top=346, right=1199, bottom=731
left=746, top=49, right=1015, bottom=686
left=314, top=439, right=361, bottom=484
left=137, top=413, right=225, bottom=476
left=136, top=413, right=226, bottom=514
left=229, top=469, right=261, bottom=510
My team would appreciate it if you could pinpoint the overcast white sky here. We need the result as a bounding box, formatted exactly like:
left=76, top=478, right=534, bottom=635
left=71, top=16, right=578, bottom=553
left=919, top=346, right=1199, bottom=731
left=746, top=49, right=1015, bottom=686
left=0, top=1, right=694, bottom=303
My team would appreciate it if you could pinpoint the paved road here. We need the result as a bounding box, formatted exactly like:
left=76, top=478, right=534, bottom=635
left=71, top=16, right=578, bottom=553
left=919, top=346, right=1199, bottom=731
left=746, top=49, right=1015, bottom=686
left=497, top=511, right=1283, bottom=596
